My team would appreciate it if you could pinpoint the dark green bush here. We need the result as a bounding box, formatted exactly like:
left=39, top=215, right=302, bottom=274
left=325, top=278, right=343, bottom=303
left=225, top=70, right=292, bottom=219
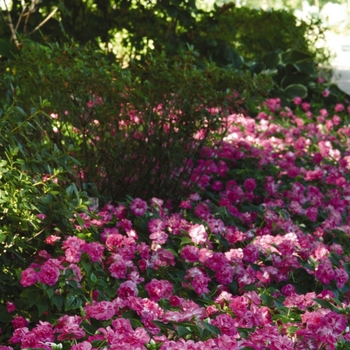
left=2, top=42, right=272, bottom=206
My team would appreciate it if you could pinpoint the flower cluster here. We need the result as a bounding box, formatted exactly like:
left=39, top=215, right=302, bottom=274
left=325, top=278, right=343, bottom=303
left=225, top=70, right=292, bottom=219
left=4, top=93, right=350, bottom=349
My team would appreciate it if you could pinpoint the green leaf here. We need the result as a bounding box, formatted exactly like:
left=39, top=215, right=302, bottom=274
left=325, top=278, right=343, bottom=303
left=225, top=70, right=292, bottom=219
left=262, top=51, right=280, bottom=69
left=180, top=237, right=193, bottom=245
left=0, top=304, right=12, bottom=323
left=27, top=289, right=41, bottom=308
left=313, top=298, right=338, bottom=312
left=90, top=273, right=97, bottom=283
left=177, top=325, right=192, bottom=338
left=200, top=321, right=221, bottom=336
left=51, top=294, right=64, bottom=310
left=37, top=298, right=49, bottom=315
left=281, top=49, right=312, bottom=63
left=283, top=84, right=308, bottom=100
left=0, top=38, right=19, bottom=58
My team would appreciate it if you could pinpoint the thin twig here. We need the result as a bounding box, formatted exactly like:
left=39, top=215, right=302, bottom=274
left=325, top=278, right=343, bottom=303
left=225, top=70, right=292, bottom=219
left=27, top=6, right=58, bottom=36
left=1, top=0, right=21, bottom=48
left=14, top=3, right=27, bottom=33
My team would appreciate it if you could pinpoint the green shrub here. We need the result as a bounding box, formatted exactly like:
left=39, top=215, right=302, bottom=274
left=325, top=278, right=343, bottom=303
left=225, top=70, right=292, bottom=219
left=0, top=90, right=88, bottom=302
left=2, top=41, right=272, bottom=206
left=190, top=5, right=331, bottom=68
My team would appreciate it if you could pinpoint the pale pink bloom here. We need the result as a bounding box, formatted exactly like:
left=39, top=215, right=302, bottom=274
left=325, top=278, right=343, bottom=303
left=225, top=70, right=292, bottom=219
left=150, top=197, right=164, bottom=207
left=188, top=224, right=207, bottom=244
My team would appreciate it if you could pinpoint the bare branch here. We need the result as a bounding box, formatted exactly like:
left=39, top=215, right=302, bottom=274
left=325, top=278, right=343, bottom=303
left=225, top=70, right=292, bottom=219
left=1, top=0, right=21, bottom=48
left=28, top=6, right=58, bottom=36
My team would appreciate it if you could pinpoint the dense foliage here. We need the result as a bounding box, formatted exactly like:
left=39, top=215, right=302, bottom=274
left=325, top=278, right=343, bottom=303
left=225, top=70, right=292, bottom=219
left=1, top=42, right=272, bottom=204
left=0, top=1, right=330, bottom=66
left=2, top=2, right=350, bottom=349
left=2, top=87, right=350, bottom=349
left=0, top=90, right=88, bottom=303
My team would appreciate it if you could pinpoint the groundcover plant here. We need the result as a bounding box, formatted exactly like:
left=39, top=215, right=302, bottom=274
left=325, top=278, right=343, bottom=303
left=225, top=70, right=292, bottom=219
left=3, top=89, right=350, bottom=350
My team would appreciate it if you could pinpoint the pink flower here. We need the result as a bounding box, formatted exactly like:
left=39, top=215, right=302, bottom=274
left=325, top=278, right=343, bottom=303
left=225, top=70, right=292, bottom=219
left=55, top=316, right=85, bottom=341
left=85, top=301, right=115, bottom=320
left=6, top=301, right=15, bottom=313
left=180, top=245, right=200, bottom=262
left=319, top=108, right=328, bottom=117
left=62, top=236, right=85, bottom=263
left=335, top=268, right=348, bottom=289
left=212, top=314, right=237, bottom=336
left=145, top=279, right=173, bottom=301
left=293, top=96, right=302, bottom=105
left=109, top=255, right=127, bottom=279
left=315, top=259, right=335, bottom=285
left=45, top=235, right=61, bottom=245
left=243, top=244, right=259, bottom=263
left=215, top=264, right=234, bottom=285
left=71, top=341, right=92, bottom=350
left=81, top=242, right=105, bottom=262
left=20, top=267, right=38, bottom=287
left=207, top=218, right=225, bottom=234
left=322, top=88, right=330, bottom=97
left=9, top=327, right=29, bottom=344
left=130, top=198, right=148, bottom=216
left=38, top=260, right=60, bottom=286
left=302, top=102, right=310, bottom=111
left=11, top=316, right=29, bottom=329
left=148, top=218, right=166, bottom=233
left=184, top=267, right=210, bottom=295
left=334, top=103, right=344, bottom=112
left=117, top=280, right=138, bottom=298
left=243, top=178, right=256, bottom=192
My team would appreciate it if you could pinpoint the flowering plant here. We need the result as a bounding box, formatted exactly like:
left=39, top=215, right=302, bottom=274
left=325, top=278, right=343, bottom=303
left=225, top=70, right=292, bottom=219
left=3, top=86, right=350, bottom=350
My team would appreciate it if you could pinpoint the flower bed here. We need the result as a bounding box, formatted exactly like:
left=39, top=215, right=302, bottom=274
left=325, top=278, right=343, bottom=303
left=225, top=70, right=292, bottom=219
left=3, top=95, right=350, bottom=350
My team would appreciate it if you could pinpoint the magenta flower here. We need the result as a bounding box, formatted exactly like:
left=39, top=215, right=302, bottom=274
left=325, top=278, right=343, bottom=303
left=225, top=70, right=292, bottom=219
left=130, top=198, right=148, bottom=216
left=20, top=267, right=38, bottom=287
